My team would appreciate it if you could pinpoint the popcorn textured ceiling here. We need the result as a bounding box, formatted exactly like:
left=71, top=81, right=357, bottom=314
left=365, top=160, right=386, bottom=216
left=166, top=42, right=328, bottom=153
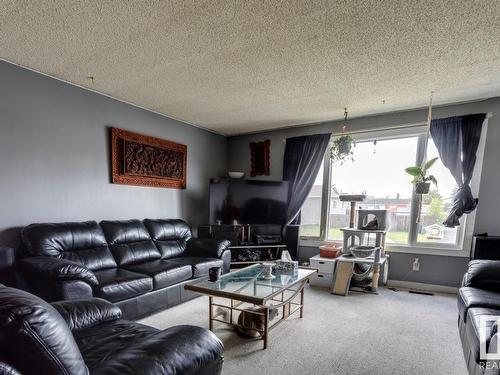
left=1, top=1, right=500, bottom=135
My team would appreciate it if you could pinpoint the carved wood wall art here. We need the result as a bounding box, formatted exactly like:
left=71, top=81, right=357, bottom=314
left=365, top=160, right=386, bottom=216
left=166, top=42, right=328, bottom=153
left=250, top=139, right=270, bottom=177
left=111, top=127, right=187, bottom=189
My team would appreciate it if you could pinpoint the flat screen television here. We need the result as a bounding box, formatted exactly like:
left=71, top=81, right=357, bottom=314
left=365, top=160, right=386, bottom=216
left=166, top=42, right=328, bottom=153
left=209, top=179, right=289, bottom=225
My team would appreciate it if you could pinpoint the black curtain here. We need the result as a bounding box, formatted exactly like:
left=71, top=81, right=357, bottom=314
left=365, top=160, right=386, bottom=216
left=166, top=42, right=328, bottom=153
left=430, top=113, right=486, bottom=228
left=282, top=133, right=331, bottom=224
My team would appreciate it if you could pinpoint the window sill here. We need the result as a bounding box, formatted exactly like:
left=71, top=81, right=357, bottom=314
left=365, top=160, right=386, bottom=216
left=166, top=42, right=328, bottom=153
left=299, top=238, right=340, bottom=248
left=299, top=238, right=469, bottom=257
left=386, top=244, right=469, bottom=258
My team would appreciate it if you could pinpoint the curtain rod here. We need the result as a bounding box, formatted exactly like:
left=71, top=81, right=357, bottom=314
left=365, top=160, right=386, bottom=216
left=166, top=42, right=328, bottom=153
left=332, top=121, right=427, bottom=136
left=332, top=112, right=493, bottom=137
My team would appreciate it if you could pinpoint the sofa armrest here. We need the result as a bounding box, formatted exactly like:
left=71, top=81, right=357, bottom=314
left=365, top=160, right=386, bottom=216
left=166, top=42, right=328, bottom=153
left=464, top=260, right=500, bottom=291
left=51, top=298, right=122, bottom=332
left=17, top=257, right=98, bottom=287
left=185, top=238, right=231, bottom=258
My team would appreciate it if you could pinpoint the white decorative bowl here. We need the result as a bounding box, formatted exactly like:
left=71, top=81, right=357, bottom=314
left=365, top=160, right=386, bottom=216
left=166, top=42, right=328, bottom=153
left=228, top=171, right=245, bottom=179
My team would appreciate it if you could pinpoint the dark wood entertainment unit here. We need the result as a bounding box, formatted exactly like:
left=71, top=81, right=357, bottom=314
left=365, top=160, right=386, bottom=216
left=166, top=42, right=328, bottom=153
left=198, top=224, right=299, bottom=266
left=229, top=244, right=287, bottom=267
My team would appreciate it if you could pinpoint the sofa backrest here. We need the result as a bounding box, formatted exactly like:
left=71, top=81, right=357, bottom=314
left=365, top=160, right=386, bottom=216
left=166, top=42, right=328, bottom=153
left=100, top=220, right=161, bottom=266
left=143, top=219, right=192, bottom=259
left=0, top=285, right=88, bottom=375
left=21, top=221, right=117, bottom=271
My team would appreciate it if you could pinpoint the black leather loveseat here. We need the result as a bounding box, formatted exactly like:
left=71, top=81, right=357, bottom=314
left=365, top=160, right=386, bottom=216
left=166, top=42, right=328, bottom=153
left=458, top=260, right=500, bottom=375
left=16, top=219, right=230, bottom=320
left=0, top=284, right=224, bottom=375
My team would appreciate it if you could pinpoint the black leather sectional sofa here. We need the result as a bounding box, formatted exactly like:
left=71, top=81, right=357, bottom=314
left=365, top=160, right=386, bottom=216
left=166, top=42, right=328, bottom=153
left=0, top=284, right=224, bottom=375
left=16, top=219, right=230, bottom=320
left=459, top=260, right=500, bottom=375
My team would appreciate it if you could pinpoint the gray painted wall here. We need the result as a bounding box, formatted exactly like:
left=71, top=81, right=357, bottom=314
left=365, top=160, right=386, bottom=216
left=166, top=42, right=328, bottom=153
left=298, top=245, right=469, bottom=288
left=228, top=98, right=500, bottom=287
left=0, top=61, right=227, bottom=248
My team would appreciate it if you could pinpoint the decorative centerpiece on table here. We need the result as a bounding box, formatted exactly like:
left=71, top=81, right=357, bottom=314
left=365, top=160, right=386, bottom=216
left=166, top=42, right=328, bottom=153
left=274, top=250, right=298, bottom=274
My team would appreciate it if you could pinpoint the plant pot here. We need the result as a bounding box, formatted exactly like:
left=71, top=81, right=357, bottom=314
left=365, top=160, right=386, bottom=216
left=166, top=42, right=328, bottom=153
left=337, top=138, right=352, bottom=155
left=415, top=182, right=430, bottom=194
left=330, top=135, right=354, bottom=164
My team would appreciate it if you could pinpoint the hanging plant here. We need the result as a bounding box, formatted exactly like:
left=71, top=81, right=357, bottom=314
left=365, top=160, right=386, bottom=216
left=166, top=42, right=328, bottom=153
left=405, top=157, right=439, bottom=194
left=329, top=108, right=355, bottom=165
left=329, top=134, right=355, bottom=164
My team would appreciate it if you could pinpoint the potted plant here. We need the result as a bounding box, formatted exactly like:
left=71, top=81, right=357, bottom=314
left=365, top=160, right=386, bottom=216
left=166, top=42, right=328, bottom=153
left=405, top=157, right=438, bottom=194
left=329, top=134, right=355, bottom=165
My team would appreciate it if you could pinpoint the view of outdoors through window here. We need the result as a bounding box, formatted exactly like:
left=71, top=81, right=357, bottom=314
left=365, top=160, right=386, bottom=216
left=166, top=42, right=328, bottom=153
left=301, top=163, right=324, bottom=238
left=326, top=137, right=418, bottom=244
left=300, top=134, right=460, bottom=247
left=419, top=140, right=459, bottom=244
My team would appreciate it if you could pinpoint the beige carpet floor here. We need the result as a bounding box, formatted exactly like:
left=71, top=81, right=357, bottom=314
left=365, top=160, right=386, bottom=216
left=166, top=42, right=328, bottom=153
left=139, top=286, right=467, bottom=375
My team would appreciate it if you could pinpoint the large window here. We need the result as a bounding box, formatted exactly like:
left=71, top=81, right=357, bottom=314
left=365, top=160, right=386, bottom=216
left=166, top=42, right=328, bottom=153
left=301, top=127, right=464, bottom=249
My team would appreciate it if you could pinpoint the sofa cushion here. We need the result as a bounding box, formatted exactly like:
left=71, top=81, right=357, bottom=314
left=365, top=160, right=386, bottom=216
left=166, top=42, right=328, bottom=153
left=21, top=221, right=117, bottom=271
left=75, top=321, right=223, bottom=375
left=465, top=307, right=500, bottom=364
left=143, top=219, right=192, bottom=259
left=458, top=287, right=500, bottom=322
left=169, top=257, right=224, bottom=278
left=100, top=220, right=161, bottom=266
left=124, top=260, right=193, bottom=290
left=74, top=320, right=159, bottom=370
left=94, top=268, right=153, bottom=302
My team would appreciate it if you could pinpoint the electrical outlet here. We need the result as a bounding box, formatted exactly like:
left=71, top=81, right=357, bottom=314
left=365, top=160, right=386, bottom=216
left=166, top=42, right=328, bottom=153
left=412, top=257, right=420, bottom=272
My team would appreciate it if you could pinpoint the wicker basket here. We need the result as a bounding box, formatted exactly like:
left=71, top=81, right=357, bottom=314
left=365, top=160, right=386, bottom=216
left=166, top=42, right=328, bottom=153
left=319, top=245, right=342, bottom=258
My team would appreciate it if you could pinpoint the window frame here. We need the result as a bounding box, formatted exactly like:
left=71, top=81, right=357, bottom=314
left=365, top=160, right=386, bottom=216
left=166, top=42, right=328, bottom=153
left=299, top=125, right=467, bottom=252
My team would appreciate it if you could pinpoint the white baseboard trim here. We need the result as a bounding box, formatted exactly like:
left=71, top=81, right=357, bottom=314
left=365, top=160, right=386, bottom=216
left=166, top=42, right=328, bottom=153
left=387, top=280, right=459, bottom=294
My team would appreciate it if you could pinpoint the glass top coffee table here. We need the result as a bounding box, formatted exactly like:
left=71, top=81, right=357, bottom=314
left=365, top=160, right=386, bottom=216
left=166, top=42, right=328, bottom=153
left=184, top=264, right=317, bottom=349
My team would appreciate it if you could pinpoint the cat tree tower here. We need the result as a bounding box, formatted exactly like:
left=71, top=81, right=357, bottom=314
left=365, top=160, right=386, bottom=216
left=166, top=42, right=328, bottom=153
left=332, top=195, right=388, bottom=295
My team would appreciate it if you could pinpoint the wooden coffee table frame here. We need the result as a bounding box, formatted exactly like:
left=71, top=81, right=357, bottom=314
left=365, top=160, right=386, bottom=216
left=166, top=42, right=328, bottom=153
left=185, top=267, right=316, bottom=349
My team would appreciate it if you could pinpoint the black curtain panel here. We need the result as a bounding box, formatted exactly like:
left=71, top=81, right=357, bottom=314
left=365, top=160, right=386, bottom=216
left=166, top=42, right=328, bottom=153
left=283, top=133, right=331, bottom=224
left=430, top=113, right=486, bottom=228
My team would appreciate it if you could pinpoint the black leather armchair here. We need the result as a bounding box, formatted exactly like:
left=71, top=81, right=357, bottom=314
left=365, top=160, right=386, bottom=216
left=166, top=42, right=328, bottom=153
left=17, top=219, right=231, bottom=319
left=0, top=284, right=224, bottom=375
left=458, top=260, right=500, bottom=375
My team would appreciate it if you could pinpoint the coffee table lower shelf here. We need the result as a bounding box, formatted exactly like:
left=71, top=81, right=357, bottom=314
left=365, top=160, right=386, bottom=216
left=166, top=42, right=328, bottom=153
left=207, top=280, right=307, bottom=349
